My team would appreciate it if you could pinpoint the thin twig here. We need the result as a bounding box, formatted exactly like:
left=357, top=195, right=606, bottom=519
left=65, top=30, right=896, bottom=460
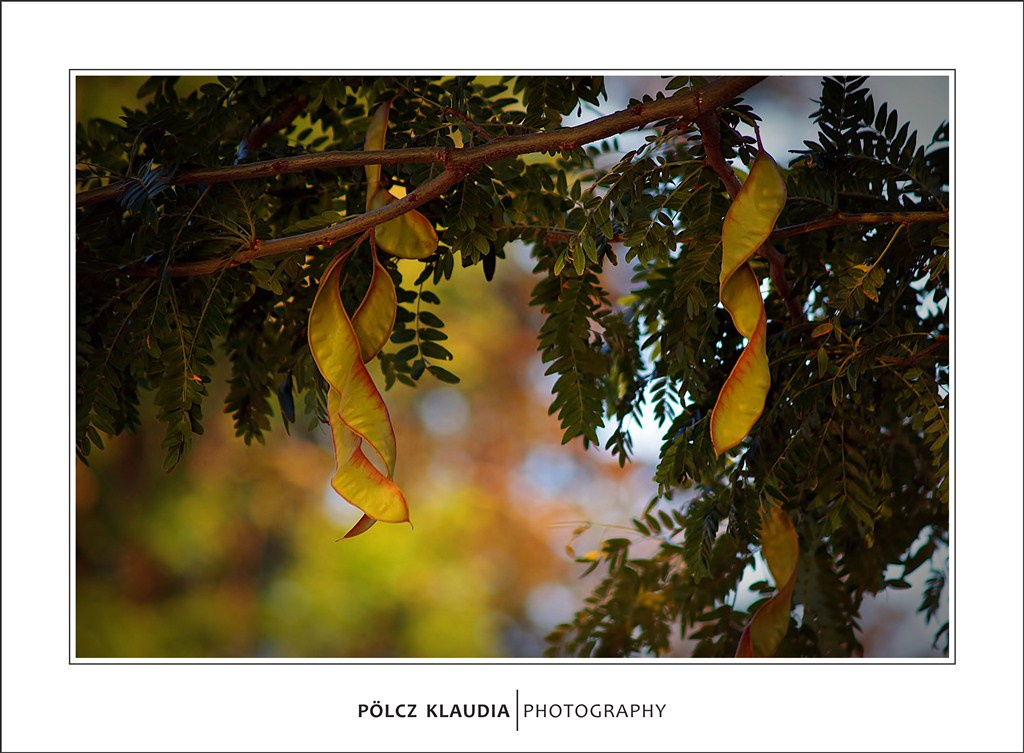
left=495, top=225, right=626, bottom=246
left=443, top=106, right=495, bottom=143
left=770, top=210, right=948, bottom=240
left=237, top=95, right=309, bottom=160
left=695, top=112, right=743, bottom=197
left=877, top=335, right=948, bottom=368
left=76, top=147, right=450, bottom=207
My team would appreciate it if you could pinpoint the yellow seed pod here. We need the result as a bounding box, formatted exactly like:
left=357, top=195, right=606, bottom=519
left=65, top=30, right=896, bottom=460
left=710, top=149, right=787, bottom=456
left=363, top=102, right=439, bottom=259
left=308, top=251, right=408, bottom=537
left=736, top=504, right=798, bottom=657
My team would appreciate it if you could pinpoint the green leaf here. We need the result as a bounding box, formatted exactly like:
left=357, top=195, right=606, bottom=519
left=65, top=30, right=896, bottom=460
left=420, top=341, right=453, bottom=361
left=427, top=365, right=460, bottom=384
left=417, top=311, right=445, bottom=328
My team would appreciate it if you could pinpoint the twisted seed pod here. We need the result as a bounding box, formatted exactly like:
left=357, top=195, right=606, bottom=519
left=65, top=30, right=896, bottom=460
left=305, top=103, right=442, bottom=538
left=309, top=252, right=406, bottom=538
left=364, top=102, right=438, bottom=259
left=736, top=504, right=798, bottom=657
left=710, top=148, right=787, bottom=456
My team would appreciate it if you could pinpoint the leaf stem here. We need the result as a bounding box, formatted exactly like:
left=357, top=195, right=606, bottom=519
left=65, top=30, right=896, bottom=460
left=868, top=223, right=904, bottom=272
left=770, top=210, right=948, bottom=240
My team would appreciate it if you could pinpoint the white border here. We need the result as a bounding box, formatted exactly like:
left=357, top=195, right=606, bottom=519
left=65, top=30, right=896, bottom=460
left=4, top=2, right=1022, bottom=751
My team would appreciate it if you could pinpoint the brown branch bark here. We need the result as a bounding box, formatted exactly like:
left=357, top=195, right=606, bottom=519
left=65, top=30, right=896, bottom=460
left=76, top=146, right=451, bottom=207
left=770, top=210, right=949, bottom=240
left=695, top=112, right=744, bottom=197
left=695, top=111, right=803, bottom=324
left=109, top=76, right=766, bottom=277
left=237, top=95, right=309, bottom=159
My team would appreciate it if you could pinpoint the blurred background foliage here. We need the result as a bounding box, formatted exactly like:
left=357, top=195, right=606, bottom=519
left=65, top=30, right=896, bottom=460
left=73, top=149, right=644, bottom=655
left=75, top=76, right=947, bottom=658
left=75, top=244, right=623, bottom=657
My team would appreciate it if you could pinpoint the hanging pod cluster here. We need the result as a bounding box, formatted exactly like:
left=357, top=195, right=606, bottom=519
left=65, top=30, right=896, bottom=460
left=704, top=140, right=798, bottom=656
left=307, top=102, right=438, bottom=539
left=709, top=145, right=787, bottom=456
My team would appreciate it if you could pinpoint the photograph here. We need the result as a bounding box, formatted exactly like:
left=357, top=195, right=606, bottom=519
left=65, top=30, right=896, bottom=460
left=74, top=73, right=950, bottom=660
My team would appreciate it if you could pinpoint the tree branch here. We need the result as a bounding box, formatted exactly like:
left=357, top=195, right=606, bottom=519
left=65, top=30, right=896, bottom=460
left=695, top=111, right=803, bottom=324
left=770, top=210, right=949, bottom=240
left=439, top=75, right=763, bottom=172
left=120, top=168, right=465, bottom=277
left=442, top=106, right=495, bottom=143
left=237, top=94, right=309, bottom=161
left=695, top=112, right=744, bottom=197
left=76, top=146, right=451, bottom=207
left=877, top=335, right=948, bottom=368
left=103, top=76, right=765, bottom=277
